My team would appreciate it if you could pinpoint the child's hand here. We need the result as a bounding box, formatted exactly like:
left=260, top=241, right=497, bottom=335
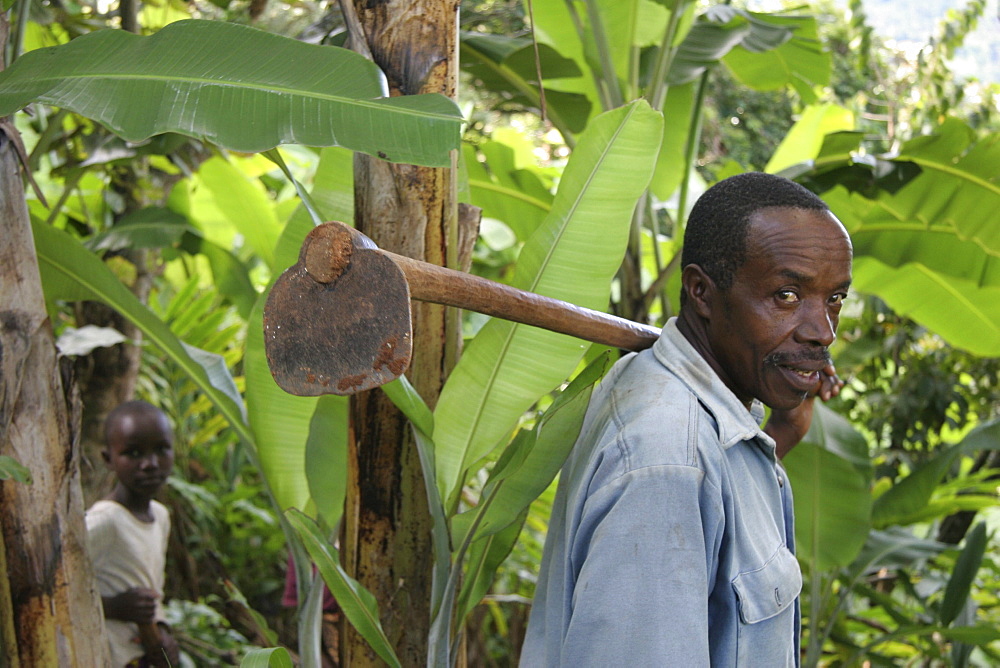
left=146, top=624, right=180, bottom=668
left=103, top=587, right=159, bottom=623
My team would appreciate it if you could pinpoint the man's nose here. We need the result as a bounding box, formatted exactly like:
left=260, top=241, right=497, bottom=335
left=796, top=302, right=836, bottom=347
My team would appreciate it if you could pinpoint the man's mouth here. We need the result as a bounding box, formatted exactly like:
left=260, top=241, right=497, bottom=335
left=783, top=364, right=821, bottom=377
left=766, top=350, right=831, bottom=393
left=777, top=364, right=821, bottom=391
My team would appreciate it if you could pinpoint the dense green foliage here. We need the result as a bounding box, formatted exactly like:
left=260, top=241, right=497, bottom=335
left=3, top=0, right=998, bottom=665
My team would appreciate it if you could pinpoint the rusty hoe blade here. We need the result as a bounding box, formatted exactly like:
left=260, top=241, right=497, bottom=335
left=265, top=221, right=662, bottom=397
left=264, top=223, right=414, bottom=396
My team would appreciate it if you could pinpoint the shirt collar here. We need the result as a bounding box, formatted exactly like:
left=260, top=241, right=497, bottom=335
left=652, top=318, right=775, bottom=453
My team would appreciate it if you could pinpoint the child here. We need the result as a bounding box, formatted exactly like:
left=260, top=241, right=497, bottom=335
left=86, top=400, right=180, bottom=668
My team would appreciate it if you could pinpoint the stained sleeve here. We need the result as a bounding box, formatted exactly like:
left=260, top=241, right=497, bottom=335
left=561, top=463, right=724, bottom=666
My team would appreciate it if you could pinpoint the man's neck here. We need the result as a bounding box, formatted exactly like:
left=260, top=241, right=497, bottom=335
left=675, top=310, right=753, bottom=412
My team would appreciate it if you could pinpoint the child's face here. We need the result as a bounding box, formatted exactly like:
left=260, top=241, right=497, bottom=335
left=104, top=410, right=174, bottom=502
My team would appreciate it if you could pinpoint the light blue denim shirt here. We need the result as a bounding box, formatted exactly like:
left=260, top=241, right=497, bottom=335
left=521, top=318, right=801, bottom=667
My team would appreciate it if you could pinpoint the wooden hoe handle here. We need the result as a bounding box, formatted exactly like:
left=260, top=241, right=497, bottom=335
left=390, top=253, right=661, bottom=351
left=304, top=222, right=661, bottom=352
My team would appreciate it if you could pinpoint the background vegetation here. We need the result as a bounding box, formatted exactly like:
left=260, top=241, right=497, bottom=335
left=1, top=0, right=998, bottom=666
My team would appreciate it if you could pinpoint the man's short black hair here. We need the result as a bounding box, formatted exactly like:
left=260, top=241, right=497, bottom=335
left=681, top=172, right=829, bottom=300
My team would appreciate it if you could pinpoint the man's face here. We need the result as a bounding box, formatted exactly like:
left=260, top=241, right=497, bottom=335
left=104, top=410, right=175, bottom=502
left=705, top=207, right=853, bottom=410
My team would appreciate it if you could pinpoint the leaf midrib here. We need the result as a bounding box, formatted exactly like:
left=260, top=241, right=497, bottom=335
left=9, top=73, right=462, bottom=122
left=36, top=237, right=254, bottom=447
left=451, top=103, right=642, bottom=491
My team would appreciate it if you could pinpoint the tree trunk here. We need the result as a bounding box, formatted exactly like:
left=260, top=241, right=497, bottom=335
left=0, top=130, right=108, bottom=665
left=342, top=0, right=461, bottom=664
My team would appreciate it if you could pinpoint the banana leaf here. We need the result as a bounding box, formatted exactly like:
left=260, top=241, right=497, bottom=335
left=670, top=7, right=811, bottom=86
left=0, top=19, right=463, bottom=166
left=188, top=156, right=283, bottom=269
left=719, top=9, right=830, bottom=102
left=783, top=403, right=872, bottom=571
left=32, top=219, right=251, bottom=446
left=240, top=648, right=293, bottom=668
left=781, top=118, right=1000, bottom=356
left=286, top=509, right=401, bottom=668
left=939, top=522, right=988, bottom=626
left=431, top=100, right=662, bottom=504
left=461, top=143, right=553, bottom=243
left=451, top=352, right=611, bottom=546
left=459, top=32, right=591, bottom=138
left=871, top=430, right=975, bottom=528
left=85, top=206, right=259, bottom=319
left=245, top=146, right=354, bottom=515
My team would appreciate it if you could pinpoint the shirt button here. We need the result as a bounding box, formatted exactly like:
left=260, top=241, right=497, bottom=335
left=777, top=472, right=784, bottom=487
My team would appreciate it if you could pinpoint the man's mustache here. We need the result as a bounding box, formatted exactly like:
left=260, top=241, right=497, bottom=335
left=764, top=349, right=833, bottom=368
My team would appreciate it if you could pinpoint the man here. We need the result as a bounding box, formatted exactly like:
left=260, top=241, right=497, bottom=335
left=520, top=173, right=853, bottom=666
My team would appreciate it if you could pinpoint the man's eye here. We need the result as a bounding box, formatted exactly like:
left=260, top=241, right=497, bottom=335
left=776, top=290, right=798, bottom=304
left=829, top=293, right=847, bottom=305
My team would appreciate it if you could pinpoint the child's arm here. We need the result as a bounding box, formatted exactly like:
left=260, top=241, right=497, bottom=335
left=138, top=622, right=180, bottom=668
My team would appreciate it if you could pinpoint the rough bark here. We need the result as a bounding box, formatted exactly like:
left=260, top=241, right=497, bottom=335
left=0, top=131, right=108, bottom=665
left=342, top=0, right=462, bottom=664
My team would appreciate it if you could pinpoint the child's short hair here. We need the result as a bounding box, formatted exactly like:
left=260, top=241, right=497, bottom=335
left=104, top=400, right=167, bottom=444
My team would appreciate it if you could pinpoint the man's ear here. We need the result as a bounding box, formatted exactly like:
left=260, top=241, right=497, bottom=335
left=681, top=264, right=716, bottom=319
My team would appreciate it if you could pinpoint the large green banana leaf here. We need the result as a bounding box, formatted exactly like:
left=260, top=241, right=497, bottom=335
left=459, top=33, right=591, bottom=139
left=245, top=295, right=319, bottom=514
left=524, top=0, right=603, bottom=117
left=939, top=522, right=988, bottom=627
left=719, top=9, right=830, bottom=102
left=0, top=20, right=463, bottom=166
left=31, top=219, right=251, bottom=447
left=186, top=156, right=283, bottom=270
left=461, top=142, right=553, bottom=243
left=778, top=117, right=1000, bottom=356
left=871, top=418, right=1000, bottom=529
left=850, top=119, right=1000, bottom=256
left=783, top=403, right=872, bottom=572
left=245, top=147, right=354, bottom=515
left=84, top=205, right=259, bottom=319
left=765, top=104, right=854, bottom=174
left=851, top=257, right=1000, bottom=357
left=286, top=510, right=401, bottom=668
left=595, top=0, right=674, bottom=90
left=432, top=100, right=663, bottom=503
left=670, top=7, right=826, bottom=94
left=511, top=1, right=824, bottom=140
left=450, top=352, right=611, bottom=547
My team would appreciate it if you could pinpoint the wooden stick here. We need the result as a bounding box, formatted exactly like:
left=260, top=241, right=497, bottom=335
left=302, top=221, right=662, bottom=352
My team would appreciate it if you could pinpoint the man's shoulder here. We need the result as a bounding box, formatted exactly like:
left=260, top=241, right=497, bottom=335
left=599, top=350, right=726, bottom=471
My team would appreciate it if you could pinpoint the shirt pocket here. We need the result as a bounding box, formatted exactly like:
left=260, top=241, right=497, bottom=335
left=731, top=545, right=802, bottom=624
